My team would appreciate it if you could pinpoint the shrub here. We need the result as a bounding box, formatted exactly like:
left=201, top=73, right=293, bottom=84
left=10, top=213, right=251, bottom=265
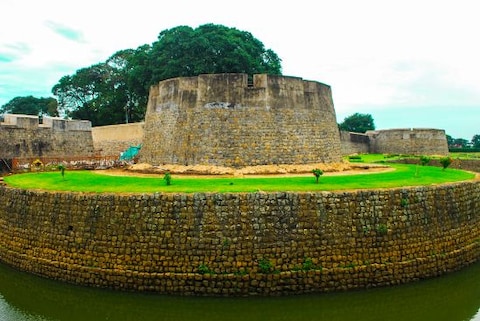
left=348, top=155, right=363, bottom=162
left=312, top=168, right=323, bottom=184
left=439, top=157, right=453, bottom=170
left=419, top=155, right=431, bottom=166
left=163, top=171, right=172, bottom=185
left=58, top=164, right=66, bottom=180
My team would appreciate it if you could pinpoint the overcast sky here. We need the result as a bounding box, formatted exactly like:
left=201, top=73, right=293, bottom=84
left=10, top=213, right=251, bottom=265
left=1, top=0, right=479, bottom=139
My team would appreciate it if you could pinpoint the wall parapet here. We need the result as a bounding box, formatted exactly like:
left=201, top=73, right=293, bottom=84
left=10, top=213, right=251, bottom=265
left=0, top=114, right=94, bottom=159
left=0, top=180, right=478, bottom=296
left=1, top=114, right=91, bottom=131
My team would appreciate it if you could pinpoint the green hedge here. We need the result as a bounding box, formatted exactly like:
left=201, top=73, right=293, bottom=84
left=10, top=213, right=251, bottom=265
left=449, top=148, right=480, bottom=153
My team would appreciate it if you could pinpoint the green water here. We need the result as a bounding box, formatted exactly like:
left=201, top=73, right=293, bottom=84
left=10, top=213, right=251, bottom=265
left=0, top=261, right=478, bottom=321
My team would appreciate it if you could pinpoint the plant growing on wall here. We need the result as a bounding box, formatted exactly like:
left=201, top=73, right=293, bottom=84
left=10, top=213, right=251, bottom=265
left=258, top=258, right=274, bottom=273
left=312, top=168, right=323, bottom=184
left=376, top=224, right=388, bottom=235
left=198, top=264, right=212, bottom=274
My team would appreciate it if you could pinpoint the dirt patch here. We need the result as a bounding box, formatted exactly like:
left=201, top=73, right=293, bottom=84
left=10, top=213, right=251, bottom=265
left=97, top=162, right=393, bottom=178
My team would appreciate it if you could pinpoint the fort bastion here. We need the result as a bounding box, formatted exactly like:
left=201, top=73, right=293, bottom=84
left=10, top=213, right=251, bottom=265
left=139, top=73, right=343, bottom=167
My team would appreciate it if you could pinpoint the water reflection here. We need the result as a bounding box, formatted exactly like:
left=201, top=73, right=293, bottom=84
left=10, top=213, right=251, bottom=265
left=0, top=261, right=479, bottom=321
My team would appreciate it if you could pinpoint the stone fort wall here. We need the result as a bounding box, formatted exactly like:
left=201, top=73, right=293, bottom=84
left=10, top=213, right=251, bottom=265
left=139, top=74, right=342, bottom=167
left=0, top=180, right=478, bottom=296
left=340, top=128, right=449, bottom=156
left=366, top=128, right=449, bottom=155
left=340, top=131, right=370, bottom=155
left=91, top=122, right=144, bottom=157
left=0, top=114, right=94, bottom=159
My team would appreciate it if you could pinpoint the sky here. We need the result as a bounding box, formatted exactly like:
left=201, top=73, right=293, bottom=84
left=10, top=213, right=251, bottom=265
left=1, top=0, right=479, bottom=140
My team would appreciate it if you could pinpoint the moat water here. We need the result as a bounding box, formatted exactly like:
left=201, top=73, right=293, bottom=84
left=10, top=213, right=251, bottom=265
left=0, top=261, right=478, bottom=321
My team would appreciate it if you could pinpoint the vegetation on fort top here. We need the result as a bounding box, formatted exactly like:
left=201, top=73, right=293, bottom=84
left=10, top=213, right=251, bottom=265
left=3, top=163, right=474, bottom=194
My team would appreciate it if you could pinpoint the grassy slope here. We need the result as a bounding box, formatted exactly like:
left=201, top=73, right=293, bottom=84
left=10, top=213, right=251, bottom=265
left=3, top=163, right=475, bottom=194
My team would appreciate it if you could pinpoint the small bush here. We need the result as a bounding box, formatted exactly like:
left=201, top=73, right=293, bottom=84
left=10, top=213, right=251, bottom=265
left=419, top=155, right=431, bottom=166
left=312, top=168, right=323, bottom=184
left=58, top=164, right=66, bottom=180
left=347, top=155, right=363, bottom=163
left=163, top=171, right=172, bottom=185
left=439, top=157, right=453, bottom=170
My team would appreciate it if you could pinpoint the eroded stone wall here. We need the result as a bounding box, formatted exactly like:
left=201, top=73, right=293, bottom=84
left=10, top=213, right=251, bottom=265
left=339, top=131, right=370, bottom=155
left=366, top=128, right=449, bottom=156
left=0, top=114, right=93, bottom=159
left=339, top=129, right=450, bottom=156
left=140, top=74, right=342, bottom=167
left=0, top=181, right=478, bottom=296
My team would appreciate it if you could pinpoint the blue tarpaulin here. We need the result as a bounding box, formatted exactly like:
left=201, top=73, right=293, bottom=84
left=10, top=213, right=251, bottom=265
left=120, top=145, right=141, bottom=161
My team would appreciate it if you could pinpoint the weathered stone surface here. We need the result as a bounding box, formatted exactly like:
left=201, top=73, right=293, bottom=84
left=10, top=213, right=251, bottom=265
left=367, top=128, right=449, bottom=155
left=92, top=122, right=144, bottom=157
left=139, top=74, right=343, bottom=167
left=340, top=128, right=449, bottom=156
left=0, top=114, right=93, bottom=159
left=0, top=180, right=478, bottom=296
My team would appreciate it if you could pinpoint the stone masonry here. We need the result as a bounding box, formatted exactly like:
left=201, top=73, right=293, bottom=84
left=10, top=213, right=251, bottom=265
left=340, top=128, right=449, bottom=156
left=0, top=114, right=94, bottom=159
left=91, top=122, right=144, bottom=157
left=0, top=180, right=478, bottom=296
left=139, top=74, right=342, bottom=167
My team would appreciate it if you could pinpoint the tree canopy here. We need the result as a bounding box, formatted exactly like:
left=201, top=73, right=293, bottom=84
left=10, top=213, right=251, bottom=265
left=471, top=134, right=480, bottom=148
left=148, top=24, right=281, bottom=83
left=0, top=96, right=58, bottom=117
left=51, top=24, right=282, bottom=126
left=338, top=113, right=375, bottom=133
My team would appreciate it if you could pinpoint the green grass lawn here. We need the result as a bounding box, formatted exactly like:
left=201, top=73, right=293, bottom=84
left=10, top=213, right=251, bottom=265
left=347, top=152, right=480, bottom=163
left=3, top=163, right=475, bottom=194
left=450, top=152, right=480, bottom=159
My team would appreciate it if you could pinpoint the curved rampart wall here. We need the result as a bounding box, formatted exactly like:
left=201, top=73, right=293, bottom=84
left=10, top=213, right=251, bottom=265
left=0, top=182, right=478, bottom=296
left=140, top=74, right=342, bottom=167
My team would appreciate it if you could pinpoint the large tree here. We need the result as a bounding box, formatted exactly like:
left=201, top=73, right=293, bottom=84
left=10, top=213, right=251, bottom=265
left=338, top=113, right=375, bottom=133
left=52, top=24, right=282, bottom=126
left=0, top=96, right=58, bottom=116
left=52, top=48, right=150, bottom=126
left=149, top=24, right=282, bottom=83
left=471, top=134, right=480, bottom=148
